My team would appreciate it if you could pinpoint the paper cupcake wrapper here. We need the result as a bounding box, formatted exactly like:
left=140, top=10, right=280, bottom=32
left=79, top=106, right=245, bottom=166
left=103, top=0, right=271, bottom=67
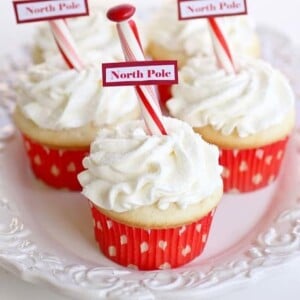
left=219, top=137, right=289, bottom=193
left=90, top=203, right=216, bottom=270
left=22, top=134, right=89, bottom=190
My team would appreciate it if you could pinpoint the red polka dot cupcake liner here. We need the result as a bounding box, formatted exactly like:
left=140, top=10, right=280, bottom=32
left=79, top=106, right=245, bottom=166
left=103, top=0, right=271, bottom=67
left=219, top=136, right=289, bottom=193
left=22, top=134, right=89, bottom=191
left=90, top=203, right=216, bottom=270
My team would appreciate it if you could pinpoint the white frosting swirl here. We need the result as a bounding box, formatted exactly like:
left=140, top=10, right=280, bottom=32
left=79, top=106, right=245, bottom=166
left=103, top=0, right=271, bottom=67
left=78, top=117, right=223, bottom=212
left=167, top=56, right=295, bottom=137
left=148, top=1, right=258, bottom=58
left=17, top=60, right=140, bottom=130
left=33, top=1, right=147, bottom=64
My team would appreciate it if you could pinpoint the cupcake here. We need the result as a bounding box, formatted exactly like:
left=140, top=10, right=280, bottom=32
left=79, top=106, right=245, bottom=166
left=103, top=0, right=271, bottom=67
left=167, top=56, right=295, bottom=193
left=146, top=1, right=260, bottom=105
left=32, top=1, right=146, bottom=65
left=13, top=59, right=140, bottom=190
left=78, top=117, right=223, bottom=270
left=146, top=1, right=260, bottom=68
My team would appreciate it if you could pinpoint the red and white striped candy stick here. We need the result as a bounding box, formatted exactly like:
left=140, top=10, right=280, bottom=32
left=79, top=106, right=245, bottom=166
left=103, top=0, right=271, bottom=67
left=49, top=19, right=84, bottom=71
left=208, top=17, right=236, bottom=74
left=107, top=4, right=167, bottom=136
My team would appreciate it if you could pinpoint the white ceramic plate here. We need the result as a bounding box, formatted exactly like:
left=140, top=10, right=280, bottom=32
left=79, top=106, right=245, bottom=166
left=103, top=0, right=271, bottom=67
left=0, top=28, right=300, bottom=300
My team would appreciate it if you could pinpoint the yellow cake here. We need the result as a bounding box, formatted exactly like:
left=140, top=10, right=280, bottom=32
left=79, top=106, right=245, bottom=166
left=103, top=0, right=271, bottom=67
left=78, top=117, right=223, bottom=269
left=13, top=59, right=140, bottom=190
left=167, top=56, right=295, bottom=192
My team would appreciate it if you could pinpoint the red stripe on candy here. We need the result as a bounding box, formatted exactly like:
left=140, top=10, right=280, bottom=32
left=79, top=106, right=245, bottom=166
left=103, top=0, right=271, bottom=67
left=53, top=36, right=74, bottom=69
left=208, top=17, right=236, bottom=73
left=117, top=24, right=139, bottom=61
left=128, top=19, right=144, bottom=54
left=108, top=4, right=167, bottom=136
left=49, top=20, right=84, bottom=71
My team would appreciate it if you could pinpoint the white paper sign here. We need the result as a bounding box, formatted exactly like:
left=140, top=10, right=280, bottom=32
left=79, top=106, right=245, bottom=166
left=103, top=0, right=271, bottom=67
left=13, top=0, right=89, bottom=23
left=178, top=0, right=247, bottom=20
left=102, top=61, right=178, bottom=87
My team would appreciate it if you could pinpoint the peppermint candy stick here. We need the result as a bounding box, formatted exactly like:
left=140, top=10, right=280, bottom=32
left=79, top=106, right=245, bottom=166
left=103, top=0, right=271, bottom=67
left=113, top=5, right=160, bottom=107
left=49, top=19, right=84, bottom=71
left=208, top=17, right=236, bottom=74
left=107, top=4, right=167, bottom=135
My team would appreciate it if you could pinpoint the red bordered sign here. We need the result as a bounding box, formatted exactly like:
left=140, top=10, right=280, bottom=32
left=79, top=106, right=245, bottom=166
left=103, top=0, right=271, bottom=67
left=102, top=61, right=178, bottom=87
left=178, top=0, right=247, bottom=20
left=13, top=0, right=89, bottom=24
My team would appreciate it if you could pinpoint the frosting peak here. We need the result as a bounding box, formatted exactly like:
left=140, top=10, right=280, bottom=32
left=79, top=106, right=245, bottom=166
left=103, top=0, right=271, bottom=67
left=167, top=56, right=295, bottom=137
left=17, top=61, right=140, bottom=130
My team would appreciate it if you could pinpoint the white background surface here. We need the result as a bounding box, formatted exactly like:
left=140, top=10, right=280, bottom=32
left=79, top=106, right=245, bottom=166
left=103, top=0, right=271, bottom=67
left=0, top=0, right=300, bottom=299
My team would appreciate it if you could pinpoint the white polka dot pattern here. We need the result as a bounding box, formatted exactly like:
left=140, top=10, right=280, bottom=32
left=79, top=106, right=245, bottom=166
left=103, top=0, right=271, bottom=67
left=25, top=141, right=31, bottom=151
left=255, top=149, right=264, bottom=159
left=108, top=246, right=116, bottom=257
left=159, top=263, right=171, bottom=270
left=222, top=168, right=230, bottom=179
left=239, top=161, right=248, bottom=172
left=277, top=150, right=283, bottom=160
left=219, top=137, right=289, bottom=192
left=33, top=155, right=42, bottom=166
left=158, top=240, right=168, bottom=251
left=268, top=175, right=275, bottom=184
left=58, top=149, right=65, bottom=157
left=127, top=264, right=138, bottom=270
left=219, top=150, right=223, bottom=158
left=22, top=134, right=89, bottom=191
left=228, top=188, right=240, bottom=194
left=96, top=221, right=102, bottom=230
left=106, top=220, right=113, bottom=229
left=196, top=224, right=202, bottom=233
left=265, top=155, right=273, bottom=165
left=120, top=235, right=128, bottom=245
left=67, top=162, right=76, bottom=172
left=233, top=150, right=239, bottom=157
left=50, top=165, right=60, bottom=177
left=181, top=245, right=191, bottom=257
left=43, top=146, right=50, bottom=154
left=252, top=174, right=263, bottom=185
left=179, top=226, right=186, bottom=236
left=140, top=242, right=149, bottom=253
